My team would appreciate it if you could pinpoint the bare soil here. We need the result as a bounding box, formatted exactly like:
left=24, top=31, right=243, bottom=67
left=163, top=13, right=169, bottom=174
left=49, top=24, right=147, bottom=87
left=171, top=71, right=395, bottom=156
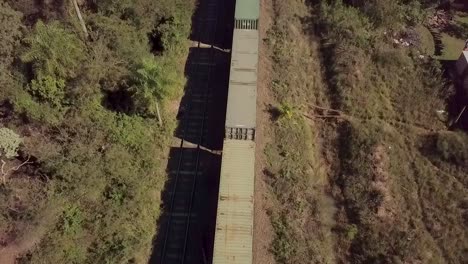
left=253, top=1, right=276, bottom=264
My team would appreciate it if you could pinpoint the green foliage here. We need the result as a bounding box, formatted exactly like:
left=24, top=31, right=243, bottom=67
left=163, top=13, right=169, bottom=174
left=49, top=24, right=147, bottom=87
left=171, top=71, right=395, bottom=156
left=60, top=206, right=83, bottom=235
left=277, top=103, right=294, bottom=120
left=320, top=1, right=373, bottom=47
left=29, top=75, right=66, bottom=107
left=0, top=1, right=23, bottom=65
left=271, top=214, right=297, bottom=263
left=12, top=89, right=65, bottom=125
left=88, top=14, right=149, bottom=69
left=362, top=0, right=406, bottom=28
left=401, top=0, right=427, bottom=25
left=0, top=127, right=21, bottom=158
left=131, top=56, right=184, bottom=116
left=1, top=0, right=194, bottom=262
left=434, top=131, right=468, bottom=167
left=108, top=113, right=155, bottom=151
left=21, top=21, right=85, bottom=108
left=345, top=224, right=358, bottom=240
left=104, top=179, right=128, bottom=205
left=154, top=8, right=194, bottom=55
left=22, top=21, right=85, bottom=80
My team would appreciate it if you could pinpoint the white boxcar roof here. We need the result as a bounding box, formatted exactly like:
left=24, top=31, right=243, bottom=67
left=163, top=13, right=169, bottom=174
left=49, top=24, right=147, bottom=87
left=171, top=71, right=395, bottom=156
left=212, top=140, right=255, bottom=264
left=225, top=29, right=258, bottom=129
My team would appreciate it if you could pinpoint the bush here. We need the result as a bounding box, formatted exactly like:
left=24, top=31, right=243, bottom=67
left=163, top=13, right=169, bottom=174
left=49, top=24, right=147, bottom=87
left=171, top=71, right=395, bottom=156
left=28, top=76, right=66, bottom=107
left=345, top=224, right=359, bottom=240
left=0, top=1, right=23, bottom=65
left=0, top=127, right=21, bottom=158
left=21, top=21, right=85, bottom=80
left=435, top=131, right=468, bottom=166
left=320, top=1, right=373, bottom=48
left=131, top=56, right=185, bottom=116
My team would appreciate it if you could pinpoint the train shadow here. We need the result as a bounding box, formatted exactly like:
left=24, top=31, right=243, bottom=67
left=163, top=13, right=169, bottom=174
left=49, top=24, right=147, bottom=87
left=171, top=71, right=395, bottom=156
left=148, top=147, right=221, bottom=264
left=174, top=47, right=230, bottom=151
left=149, top=0, right=236, bottom=262
left=190, top=0, right=235, bottom=50
left=439, top=59, right=468, bottom=130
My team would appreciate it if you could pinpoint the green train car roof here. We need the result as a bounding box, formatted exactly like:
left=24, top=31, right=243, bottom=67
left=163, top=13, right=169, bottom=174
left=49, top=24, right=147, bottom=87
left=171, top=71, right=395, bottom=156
left=235, top=0, right=259, bottom=20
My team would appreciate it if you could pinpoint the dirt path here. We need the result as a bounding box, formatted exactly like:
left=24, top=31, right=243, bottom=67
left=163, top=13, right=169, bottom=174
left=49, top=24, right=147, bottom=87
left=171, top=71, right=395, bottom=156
left=0, top=217, right=52, bottom=264
left=0, top=203, right=59, bottom=264
left=253, top=0, right=276, bottom=263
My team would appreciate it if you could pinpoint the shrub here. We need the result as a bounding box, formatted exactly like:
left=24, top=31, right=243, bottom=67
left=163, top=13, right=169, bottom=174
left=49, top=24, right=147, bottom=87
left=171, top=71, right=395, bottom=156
left=0, top=127, right=21, bottom=158
left=0, top=1, right=23, bottom=65
left=131, top=56, right=185, bottom=116
left=21, top=21, right=85, bottom=80
left=28, top=76, right=66, bottom=107
left=435, top=132, right=468, bottom=167
left=320, top=1, right=373, bottom=48
left=59, top=206, right=83, bottom=235
left=345, top=224, right=359, bottom=240
left=277, top=103, right=294, bottom=120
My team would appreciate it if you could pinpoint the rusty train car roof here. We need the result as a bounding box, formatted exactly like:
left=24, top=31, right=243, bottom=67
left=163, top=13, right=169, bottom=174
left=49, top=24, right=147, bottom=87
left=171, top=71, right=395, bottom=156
left=212, top=140, right=255, bottom=264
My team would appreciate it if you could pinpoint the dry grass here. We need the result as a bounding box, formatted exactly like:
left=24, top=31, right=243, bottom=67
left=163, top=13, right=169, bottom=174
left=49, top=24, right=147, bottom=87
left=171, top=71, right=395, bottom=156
left=264, top=1, right=468, bottom=263
left=263, top=0, right=337, bottom=263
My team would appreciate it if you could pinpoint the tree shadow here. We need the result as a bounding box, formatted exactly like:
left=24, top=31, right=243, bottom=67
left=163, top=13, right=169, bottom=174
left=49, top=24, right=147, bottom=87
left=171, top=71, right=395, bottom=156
left=101, top=89, right=135, bottom=114
left=266, top=103, right=281, bottom=122
left=443, top=22, right=468, bottom=39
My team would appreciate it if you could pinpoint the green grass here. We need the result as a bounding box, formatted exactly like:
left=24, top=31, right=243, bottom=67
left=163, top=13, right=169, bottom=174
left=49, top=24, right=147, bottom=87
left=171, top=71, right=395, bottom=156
left=455, top=12, right=468, bottom=24
left=264, top=1, right=467, bottom=263
left=264, top=1, right=337, bottom=263
left=438, top=33, right=465, bottom=60
left=415, top=25, right=435, bottom=55
left=437, top=10, right=468, bottom=61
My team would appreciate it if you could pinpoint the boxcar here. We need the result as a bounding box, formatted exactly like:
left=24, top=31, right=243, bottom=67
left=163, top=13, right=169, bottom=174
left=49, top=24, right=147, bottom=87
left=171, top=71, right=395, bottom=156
left=212, top=0, right=259, bottom=263
left=224, top=0, right=259, bottom=141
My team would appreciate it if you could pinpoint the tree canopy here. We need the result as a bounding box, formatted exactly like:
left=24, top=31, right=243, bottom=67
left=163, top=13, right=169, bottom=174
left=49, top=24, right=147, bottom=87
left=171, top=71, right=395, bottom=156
left=0, top=127, right=21, bottom=159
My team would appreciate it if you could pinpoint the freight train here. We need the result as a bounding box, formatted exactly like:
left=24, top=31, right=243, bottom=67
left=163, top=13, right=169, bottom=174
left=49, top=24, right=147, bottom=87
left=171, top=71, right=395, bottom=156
left=212, top=0, right=259, bottom=263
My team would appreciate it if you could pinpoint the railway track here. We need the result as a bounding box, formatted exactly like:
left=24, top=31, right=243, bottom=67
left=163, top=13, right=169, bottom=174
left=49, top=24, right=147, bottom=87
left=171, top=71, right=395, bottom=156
left=157, top=0, right=221, bottom=263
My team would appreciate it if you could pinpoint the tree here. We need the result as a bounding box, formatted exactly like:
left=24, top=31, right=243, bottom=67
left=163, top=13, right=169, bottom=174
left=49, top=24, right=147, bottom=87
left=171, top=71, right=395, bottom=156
left=0, top=128, right=21, bottom=159
left=22, top=21, right=85, bottom=79
left=0, top=1, right=23, bottom=66
left=71, top=0, right=89, bottom=38
left=21, top=20, right=85, bottom=106
left=131, top=56, right=184, bottom=120
left=0, top=127, right=29, bottom=184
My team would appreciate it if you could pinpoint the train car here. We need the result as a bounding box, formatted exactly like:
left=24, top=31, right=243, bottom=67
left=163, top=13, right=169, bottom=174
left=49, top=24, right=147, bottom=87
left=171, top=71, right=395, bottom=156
left=224, top=0, right=259, bottom=141
left=212, top=0, right=259, bottom=263
left=212, top=140, right=255, bottom=263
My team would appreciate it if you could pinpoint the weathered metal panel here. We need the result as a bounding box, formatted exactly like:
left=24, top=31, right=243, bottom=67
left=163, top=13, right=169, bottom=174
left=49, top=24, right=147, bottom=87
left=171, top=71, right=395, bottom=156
left=230, top=69, right=257, bottom=85
left=225, top=29, right=258, bottom=130
left=234, top=0, right=259, bottom=20
left=232, top=30, right=259, bottom=54
left=212, top=140, right=255, bottom=264
left=225, top=83, right=257, bottom=130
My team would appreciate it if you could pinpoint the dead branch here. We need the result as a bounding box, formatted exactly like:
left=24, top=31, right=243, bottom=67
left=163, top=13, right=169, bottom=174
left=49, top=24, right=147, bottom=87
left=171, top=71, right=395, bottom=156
left=71, top=0, right=89, bottom=39
left=308, top=103, right=344, bottom=114
left=1, top=156, right=32, bottom=185
left=303, top=114, right=347, bottom=120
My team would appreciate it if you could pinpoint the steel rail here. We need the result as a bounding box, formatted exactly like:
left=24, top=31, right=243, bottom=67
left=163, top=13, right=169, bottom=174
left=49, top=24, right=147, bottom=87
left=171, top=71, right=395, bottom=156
left=159, top=1, right=219, bottom=262
left=182, top=0, right=224, bottom=261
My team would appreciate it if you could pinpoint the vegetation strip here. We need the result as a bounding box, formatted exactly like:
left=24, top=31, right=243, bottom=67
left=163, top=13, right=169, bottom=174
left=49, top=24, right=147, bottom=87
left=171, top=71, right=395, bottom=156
left=264, top=0, right=467, bottom=263
left=0, top=0, right=194, bottom=262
